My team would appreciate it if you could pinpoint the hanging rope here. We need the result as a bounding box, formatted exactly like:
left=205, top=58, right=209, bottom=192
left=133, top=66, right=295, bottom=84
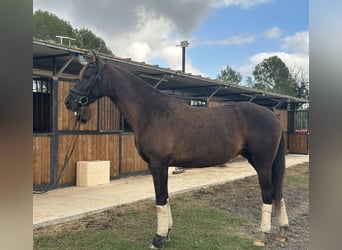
left=33, top=109, right=84, bottom=194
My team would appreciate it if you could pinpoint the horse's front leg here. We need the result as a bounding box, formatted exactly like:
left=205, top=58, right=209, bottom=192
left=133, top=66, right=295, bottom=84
left=149, top=163, right=173, bottom=249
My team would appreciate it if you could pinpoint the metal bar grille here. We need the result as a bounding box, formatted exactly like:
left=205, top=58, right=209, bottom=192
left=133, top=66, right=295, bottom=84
left=33, top=78, right=52, bottom=133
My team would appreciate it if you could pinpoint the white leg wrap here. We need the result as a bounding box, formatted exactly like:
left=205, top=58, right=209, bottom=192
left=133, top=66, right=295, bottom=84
left=276, top=199, right=289, bottom=227
left=156, top=204, right=169, bottom=237
left=260, top=203, right=272, bottom=233
left=166, top=199, right=173, bottom=229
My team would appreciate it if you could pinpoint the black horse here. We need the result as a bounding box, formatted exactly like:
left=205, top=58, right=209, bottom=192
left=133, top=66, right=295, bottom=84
left=64, top=51, right=289, bottom=248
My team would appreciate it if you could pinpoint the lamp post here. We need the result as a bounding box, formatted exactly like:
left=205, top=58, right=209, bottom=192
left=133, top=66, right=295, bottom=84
left=172, top=40, right=190, bottom=175
left=178, top=40, right=189, bottom=72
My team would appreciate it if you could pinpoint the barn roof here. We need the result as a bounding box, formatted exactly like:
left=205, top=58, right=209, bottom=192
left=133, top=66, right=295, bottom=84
left=33, top=39, right=308, bottom=109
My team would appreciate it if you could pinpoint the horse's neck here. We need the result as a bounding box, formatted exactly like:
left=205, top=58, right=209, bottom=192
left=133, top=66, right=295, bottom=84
left=106, top=66, right=167, bottom=132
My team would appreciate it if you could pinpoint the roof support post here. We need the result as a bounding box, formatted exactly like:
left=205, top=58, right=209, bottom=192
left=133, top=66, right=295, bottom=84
left=50, top=54, right=75, bottom=186
left=52, top=54, right=76, bottom=80
left=240, top=93, right=257, bottom=103
left=50, top=58, right=59, bottom=186
left=154, top=75, right=168, bottom=89
left=248, top=95, right=256, bottom=103
left=206, top=86, right=223, bottom=102
left=273, top=101, right=282, bottom=111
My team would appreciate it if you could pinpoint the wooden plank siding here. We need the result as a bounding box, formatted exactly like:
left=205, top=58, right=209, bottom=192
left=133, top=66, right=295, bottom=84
left=288, top=133, right=309, bottom=154
left=274, top=109, right=289, bottom=152
left=121, top=134, right=148, bottom=174
left=208, top=101, right=225, bottom=108
left=58, top=80, right=98, bottom=131
left=99, top=97, right=121, bottom=131
left=57, top=134, right=120, bottom=185
left=274, top=109, right=288, bottom=132
left=33, top=136, right=50, bottom=185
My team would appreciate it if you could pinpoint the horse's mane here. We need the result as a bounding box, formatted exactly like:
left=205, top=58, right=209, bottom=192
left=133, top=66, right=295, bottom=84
left=105, top=60, right=186, bottom=104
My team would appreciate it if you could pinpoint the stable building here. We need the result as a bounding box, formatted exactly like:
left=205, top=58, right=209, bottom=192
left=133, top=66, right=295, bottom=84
left=33, top=40, right=308, bottom=189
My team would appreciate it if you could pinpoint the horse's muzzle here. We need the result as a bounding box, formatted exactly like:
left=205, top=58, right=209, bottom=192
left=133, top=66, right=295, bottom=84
left=76, top=106, right=92, bottom=123
left=64, top=96, right=92, bottom=123
left=64, top=96, right=78, bottom=112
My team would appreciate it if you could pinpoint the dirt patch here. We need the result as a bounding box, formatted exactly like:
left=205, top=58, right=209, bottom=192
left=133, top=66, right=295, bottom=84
left=34, top=162, right=309, bottom=249
left=177, top=162, right=309, bottom=249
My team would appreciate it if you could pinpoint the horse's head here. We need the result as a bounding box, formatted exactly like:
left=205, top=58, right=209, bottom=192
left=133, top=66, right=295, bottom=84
left=64, top=50, right=105, bottom=123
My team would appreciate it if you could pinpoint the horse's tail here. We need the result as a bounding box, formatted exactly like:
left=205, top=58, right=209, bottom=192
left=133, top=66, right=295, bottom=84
left=272, top=133, right=286, bottom=206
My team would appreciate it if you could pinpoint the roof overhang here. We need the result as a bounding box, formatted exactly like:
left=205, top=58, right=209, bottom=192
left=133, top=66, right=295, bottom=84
left=33, top=40, right=308, bottom=109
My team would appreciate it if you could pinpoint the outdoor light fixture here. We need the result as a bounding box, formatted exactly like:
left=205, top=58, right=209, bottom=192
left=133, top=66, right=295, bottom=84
left=180, top=40, right=189, bottom=48
left=177, top=40, right=189, bottom=73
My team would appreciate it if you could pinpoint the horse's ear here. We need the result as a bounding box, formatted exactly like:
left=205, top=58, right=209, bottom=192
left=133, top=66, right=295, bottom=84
left=90, top=50, right=98, bottom=65
left=79, top=64, right=88, bottom=80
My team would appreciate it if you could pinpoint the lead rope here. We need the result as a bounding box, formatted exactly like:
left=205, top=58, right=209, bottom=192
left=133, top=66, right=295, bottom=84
left=33, top=108, right=84, bottom=194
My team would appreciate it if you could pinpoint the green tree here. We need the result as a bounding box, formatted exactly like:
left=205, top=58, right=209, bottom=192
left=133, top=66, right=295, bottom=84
left=296, top=79, right=309, bottom=100
left=290, top=67, right=309, bottom=100
left=252, top=56, right=296, bottom=96
left=75, top=28, right=112, bottom=55
left=33, top=10, right=75, bottom=43
left=33, top=10, right=112, bottom=55
left=245, top=76, right=255, bottom=88
left=216, top=66, right=242, bottom=85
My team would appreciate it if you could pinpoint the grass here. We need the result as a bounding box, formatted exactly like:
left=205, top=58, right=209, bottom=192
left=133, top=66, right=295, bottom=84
left=34, top=162, right=308, bottom=250
left=34, top=201, right=260, bottom=250
left=284, top=162, right=309, bottom=186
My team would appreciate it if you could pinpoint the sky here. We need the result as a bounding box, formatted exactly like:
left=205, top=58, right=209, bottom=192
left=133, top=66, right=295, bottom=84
left=33, top=0, right=309, bottom=84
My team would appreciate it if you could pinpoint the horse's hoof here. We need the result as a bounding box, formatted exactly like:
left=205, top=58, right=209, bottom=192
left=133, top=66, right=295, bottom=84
left=148, top=234, right=165, bottom=249
left=254, top=232, right=268, bottom=247
left=276, top=235, right=288, bottom=243
left=148, top=243, right=163, bottom=249
left=276, top=226, right=288, bottom=242
left=253, top=239, right=266, bottom=247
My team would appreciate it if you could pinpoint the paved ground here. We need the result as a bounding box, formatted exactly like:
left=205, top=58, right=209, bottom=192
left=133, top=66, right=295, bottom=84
left=33, top=154, right=309, bottom=229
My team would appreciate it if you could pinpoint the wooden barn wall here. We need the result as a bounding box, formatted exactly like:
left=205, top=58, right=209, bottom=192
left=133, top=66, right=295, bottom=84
left=274, top=109, right=288, bottom=132
left=58, top=81, right=98, bottom=131
left=99, top=97, right=121, bottom=131
left=33, top=136, right=50, bottom=185
left=288, top=133, right=308, bottom=154
left=121, top=134, right=148, bottom=174
left=208, top=101, right=225, bottom=108
left=52, top=80, right=143, bottom=185
left=274, top=109, right=289, bottom=152
left=57, top=134, right=120, bottom=185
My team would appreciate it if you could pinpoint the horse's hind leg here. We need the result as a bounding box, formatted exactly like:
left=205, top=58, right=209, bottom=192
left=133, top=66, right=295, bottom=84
left=148, top=163, right=173, bottom=249
left=275, top=198, right=289, bottom=242
left=253, top=166, right=274, bottom=247
left=242, top=150, right=274, bottom=246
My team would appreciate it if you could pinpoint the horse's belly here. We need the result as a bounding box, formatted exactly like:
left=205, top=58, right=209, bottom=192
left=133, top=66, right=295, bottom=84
left=171, top=146, right=237, bottom=168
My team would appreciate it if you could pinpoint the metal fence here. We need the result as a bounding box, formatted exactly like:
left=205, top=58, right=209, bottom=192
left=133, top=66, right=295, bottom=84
left=33, top=78, right=52, bottom=133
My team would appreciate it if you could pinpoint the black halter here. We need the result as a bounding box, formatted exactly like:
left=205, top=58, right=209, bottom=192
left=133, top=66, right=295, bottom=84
left=70, top=61, right=105, bottom=106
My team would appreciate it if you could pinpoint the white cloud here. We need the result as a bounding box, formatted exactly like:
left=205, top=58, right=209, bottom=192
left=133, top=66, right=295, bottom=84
left=264, top=26, right=282, bottom=39
left=33, top=0, right=207, bottom=75
left=238, top=51, right=309, bottom=81
left=126, top=42, right=152, bottom=62
left=238, top=31, right=309, bottom=82
left=281, top=31, right=309, bottom=54
left=203, top=34, right=255, bottom=46
left=33, top=0, right=304, bottom=79
left=159, top=46, right=204, bottom=75
left=103, top=7, right=203, bottom=75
